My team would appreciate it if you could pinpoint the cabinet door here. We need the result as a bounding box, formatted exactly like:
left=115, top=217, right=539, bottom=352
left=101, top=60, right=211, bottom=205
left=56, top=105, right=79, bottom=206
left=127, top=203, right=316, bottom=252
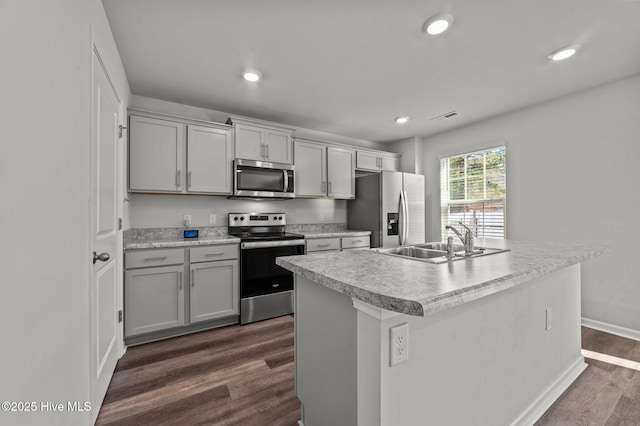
left=234, top=123, right=264, bottom=161
left=327, top=147, right=355, bottom=199
left=381, top=155, right=400, bottom=172
left=190, top=260, right=239, bottom=323
left=356, top=151, right=381, bottom=171
left=124, top=265, right=185, bottom=337
left=294, top=141, right=327, bottom=197
left=187, top=125, right=232, bottom=194
left=265, top=129, right=293, bottom=164
left=129, top=115, right=184, bottom=192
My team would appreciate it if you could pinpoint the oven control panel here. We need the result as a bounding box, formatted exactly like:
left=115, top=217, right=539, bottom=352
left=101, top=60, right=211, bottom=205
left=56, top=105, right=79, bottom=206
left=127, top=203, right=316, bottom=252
left=229, top=213, right=286, bottom=227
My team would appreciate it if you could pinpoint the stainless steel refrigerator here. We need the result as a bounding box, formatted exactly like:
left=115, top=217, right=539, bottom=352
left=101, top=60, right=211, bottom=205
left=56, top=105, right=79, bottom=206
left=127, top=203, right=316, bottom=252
left=347, top=171, right=425, bottom=248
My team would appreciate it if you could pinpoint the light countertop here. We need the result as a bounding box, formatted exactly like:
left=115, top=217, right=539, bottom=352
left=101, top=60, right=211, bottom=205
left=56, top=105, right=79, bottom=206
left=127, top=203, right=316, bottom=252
left=299, top=230, right=371, bottom=239
left=275, top=239, right=610, bottom=317
left=124, top=235, right=240, bottom=250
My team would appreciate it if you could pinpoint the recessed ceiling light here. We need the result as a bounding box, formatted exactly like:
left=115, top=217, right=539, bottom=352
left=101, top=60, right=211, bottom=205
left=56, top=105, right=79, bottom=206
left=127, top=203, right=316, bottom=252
left=422, top=13, right=454, bottom=36
left=547, top=45, right=580, bottom=61
left=243, top=71, right=261, bottom=82
left=395, top=116, right=410, bottom=124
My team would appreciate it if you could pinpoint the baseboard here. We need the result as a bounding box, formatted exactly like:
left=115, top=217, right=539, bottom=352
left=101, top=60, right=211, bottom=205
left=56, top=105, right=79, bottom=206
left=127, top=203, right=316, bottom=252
left=582, top=317, right=640, bottom=342
left=509, top=355, right=587, bottom=426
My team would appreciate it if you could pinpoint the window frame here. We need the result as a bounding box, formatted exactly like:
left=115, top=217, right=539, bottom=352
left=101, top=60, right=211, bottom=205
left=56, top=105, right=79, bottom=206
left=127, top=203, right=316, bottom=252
left=440, top=145, right=507, bottom=241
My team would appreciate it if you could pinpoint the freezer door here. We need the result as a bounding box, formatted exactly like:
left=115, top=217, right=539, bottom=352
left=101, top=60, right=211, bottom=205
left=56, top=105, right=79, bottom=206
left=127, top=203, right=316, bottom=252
left=381, top=171, right=403, bottom=248
left=402, top=173, right=426, bottom=245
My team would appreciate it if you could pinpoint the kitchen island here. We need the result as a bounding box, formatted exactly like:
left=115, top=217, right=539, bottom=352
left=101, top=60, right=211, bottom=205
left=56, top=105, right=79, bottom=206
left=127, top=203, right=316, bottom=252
left=276, top=239, right=609, bottom=426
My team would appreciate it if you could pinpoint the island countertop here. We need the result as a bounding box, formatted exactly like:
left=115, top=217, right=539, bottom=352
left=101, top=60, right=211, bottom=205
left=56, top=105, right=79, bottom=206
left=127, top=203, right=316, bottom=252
left=275, top=239, right=610, bottom=316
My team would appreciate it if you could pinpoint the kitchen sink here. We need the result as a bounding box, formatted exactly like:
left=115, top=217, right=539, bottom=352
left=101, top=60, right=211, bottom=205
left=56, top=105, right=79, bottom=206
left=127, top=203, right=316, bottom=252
left=374, top=242, right=510, bottom=264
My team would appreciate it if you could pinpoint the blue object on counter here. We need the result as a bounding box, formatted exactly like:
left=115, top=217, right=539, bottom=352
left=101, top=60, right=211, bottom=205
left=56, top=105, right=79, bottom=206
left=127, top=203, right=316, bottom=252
left=183, top=229, right=199, bottom=239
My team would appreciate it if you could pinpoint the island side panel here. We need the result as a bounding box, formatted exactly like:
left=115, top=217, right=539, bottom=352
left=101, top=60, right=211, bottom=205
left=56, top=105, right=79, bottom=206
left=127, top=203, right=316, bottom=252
left=374, top=264, right=584, bottom=426
left=295, top=275, right=358, bottom=426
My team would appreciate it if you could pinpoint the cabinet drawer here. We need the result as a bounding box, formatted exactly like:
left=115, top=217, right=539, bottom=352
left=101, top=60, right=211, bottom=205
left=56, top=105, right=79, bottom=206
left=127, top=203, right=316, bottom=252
left=306, top=238, right=341, bottom=253
left=125, top=248, right=185, bottom=269
left=341, top=236, right=370, bottom=249
left=190, top=244, right=238, bottom=263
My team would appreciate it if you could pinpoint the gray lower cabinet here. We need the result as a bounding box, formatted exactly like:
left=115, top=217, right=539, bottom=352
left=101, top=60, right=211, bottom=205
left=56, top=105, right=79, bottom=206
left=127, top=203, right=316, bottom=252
left=190, top=259, right=239, bottom=323
left=124, top=244, right=239, bottom=342
left=124, top=264, right=185, bottom=337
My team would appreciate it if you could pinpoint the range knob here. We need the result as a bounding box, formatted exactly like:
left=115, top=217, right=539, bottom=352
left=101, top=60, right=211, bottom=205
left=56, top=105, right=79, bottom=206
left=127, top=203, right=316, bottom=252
left=233, top=216, right=239, bottom=221
left=240, top=217, right=245, bottom=221
left=278, top=216, right=283, bottom=220
left=273, top=216, right=278, bottom=220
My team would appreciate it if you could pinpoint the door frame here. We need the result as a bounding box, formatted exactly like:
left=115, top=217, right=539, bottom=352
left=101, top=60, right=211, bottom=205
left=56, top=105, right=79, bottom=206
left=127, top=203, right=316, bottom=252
left=88, top=33, right=126, bottom=420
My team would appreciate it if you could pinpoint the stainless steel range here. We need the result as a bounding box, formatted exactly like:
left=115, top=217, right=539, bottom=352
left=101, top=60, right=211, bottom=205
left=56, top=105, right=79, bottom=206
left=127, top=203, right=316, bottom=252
left=228, top=213, right=305, bottom=324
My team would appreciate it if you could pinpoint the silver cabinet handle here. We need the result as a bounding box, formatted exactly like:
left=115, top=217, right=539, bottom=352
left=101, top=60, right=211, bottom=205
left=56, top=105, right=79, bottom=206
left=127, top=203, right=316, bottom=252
left=188, top=171, right=192, bottom=188
left=205, top=252, right=224, bottom=257
left=317, top=243, right=330, bottom=248
left=191, top=270, right=195, bottom=287
left=353, top=240, right=363, bottom=243
left=178, top=271, right=183, bottom=290
left=322, top=181, right=326, bottom=193
left=144, top=256, right=167, bottom=261
left=265, top=144, right=269, bottom=160
left=92, top=251, right=110, bottom=264
left=176, top=170, right=181, bottom=187
left=328, top=181, right=332, bottom=194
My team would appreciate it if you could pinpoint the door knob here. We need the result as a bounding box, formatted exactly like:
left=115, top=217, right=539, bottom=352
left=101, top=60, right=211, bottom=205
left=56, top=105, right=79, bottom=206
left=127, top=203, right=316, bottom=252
left=93, top=251, right=110, bottom=264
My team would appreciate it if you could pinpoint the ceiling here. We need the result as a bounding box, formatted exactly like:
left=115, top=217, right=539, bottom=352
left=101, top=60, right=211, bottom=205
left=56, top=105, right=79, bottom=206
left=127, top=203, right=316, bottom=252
left=103, top=0, right=640, bottom=143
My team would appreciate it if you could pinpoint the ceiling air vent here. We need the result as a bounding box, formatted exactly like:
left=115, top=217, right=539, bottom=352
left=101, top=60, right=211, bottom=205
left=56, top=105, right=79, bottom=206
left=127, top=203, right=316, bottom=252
left=430, top=111, right=458, bottom=122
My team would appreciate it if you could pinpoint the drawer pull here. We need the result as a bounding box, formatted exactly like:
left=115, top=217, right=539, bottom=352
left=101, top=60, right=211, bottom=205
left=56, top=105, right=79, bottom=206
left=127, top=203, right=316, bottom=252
left=205, top=252, right=224, bottom=257
left=352, top=240, right=363, bottom=243
left=317, top=244, right=330, bottom=248
left=144, top=256, right=168, bottom=261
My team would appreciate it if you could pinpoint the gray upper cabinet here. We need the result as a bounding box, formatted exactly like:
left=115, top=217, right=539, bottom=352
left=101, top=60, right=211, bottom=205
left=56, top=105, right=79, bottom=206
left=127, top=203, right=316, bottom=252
left=227, top=116, right=294, bottom=164
left=186, top=125, right=233, bottom=194
left=327, top=147, right=355, bottom=198
left=294, top=139, right=355, bottom=199
left=356, top=150, right=400, bottom=172
left=294, top=139, right=327, bottom=197
left=129, top=115, right=184, bottom=192
left=128, top=112, right=232, bottom=195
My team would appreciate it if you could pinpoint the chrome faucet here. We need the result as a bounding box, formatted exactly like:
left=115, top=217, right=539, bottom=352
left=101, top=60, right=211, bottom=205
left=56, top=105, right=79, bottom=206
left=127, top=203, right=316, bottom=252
left=446, top=221, right=475, bottom=254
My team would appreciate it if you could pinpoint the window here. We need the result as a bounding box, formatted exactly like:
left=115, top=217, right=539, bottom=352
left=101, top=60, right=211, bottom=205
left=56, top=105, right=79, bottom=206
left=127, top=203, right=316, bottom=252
left=440, top=146, right=506, bottom=240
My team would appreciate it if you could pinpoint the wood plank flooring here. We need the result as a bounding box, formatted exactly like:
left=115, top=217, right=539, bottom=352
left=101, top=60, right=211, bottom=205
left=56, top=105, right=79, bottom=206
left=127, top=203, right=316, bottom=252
left=536, top=327, right=640, bottom=426
left=95, top=315, right=300, bottom=426
left=97, top=317, right=640, bottom=426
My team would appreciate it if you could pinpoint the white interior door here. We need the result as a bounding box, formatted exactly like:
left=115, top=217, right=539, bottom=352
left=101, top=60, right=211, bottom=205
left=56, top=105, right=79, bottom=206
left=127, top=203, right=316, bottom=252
left=90, top=47, right=121, bottom=421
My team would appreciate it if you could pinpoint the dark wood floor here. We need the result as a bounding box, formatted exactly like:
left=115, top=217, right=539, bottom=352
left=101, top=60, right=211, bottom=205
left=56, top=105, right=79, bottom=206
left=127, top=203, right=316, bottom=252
left=97, top=318, right=640, bottom=426
left=96, top=315, right=299, bottom=426
left=536, top=327, right=640, bottom=425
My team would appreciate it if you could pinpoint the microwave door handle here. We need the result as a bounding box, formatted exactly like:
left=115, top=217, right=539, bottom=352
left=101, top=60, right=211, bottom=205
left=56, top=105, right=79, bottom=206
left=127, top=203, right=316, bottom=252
left=283, top=170, right=289, bottom=193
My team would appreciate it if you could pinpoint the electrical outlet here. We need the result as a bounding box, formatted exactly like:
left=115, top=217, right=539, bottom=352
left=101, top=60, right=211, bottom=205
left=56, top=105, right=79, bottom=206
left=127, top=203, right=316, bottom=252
left=389, top=323, right=409, bottom=367
left=546, top=307, right=552, bottom=330
left=183, top=214, right=191, bottom=227
left=319, top=214, right=325, bottom=222
left=209, top=214, right=217, bottom=225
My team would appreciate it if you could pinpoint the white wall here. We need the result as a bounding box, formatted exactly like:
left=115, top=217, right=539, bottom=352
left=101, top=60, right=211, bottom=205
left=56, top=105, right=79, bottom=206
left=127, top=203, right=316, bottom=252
left=0, top=1, right=130, bottom=424
left=418, top=74, right=640, bottom=335
left=129, top=194, right=346, bottom=228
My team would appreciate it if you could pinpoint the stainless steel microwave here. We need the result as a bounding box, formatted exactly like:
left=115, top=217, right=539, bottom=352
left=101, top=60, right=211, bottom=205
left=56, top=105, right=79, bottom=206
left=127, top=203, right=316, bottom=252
left=233, top=159, right=295, bottom=199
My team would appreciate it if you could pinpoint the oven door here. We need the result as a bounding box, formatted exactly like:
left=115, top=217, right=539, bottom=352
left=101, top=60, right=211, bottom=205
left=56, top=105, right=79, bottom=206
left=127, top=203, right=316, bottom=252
left=240, top=242, right=304, bottom=298
left=234, top=159, right=295, bottom=198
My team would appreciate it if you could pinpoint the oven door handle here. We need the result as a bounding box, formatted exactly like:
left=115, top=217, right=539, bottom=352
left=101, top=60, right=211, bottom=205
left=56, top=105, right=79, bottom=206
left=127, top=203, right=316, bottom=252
left=241, top=239, right=306, bottom=249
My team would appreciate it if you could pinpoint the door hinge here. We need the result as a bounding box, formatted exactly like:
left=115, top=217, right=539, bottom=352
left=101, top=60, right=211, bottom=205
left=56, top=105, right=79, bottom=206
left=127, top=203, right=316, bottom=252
left=119, top=125, right=127, bottom=139
left=118, top=310, right=123, bottom=323
left=118, top=218, right=123, bottom=230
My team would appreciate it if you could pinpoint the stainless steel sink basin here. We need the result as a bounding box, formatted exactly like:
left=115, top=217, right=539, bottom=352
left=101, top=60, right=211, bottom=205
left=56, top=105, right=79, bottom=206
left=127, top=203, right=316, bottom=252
left=374, top=242, right=510, bottom=264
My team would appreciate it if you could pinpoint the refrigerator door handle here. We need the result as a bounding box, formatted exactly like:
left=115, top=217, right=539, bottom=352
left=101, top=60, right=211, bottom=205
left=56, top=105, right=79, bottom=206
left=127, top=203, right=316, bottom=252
left=399, top=190, right=407, bottom=245
left=403, top=190, right=409, bottom=244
